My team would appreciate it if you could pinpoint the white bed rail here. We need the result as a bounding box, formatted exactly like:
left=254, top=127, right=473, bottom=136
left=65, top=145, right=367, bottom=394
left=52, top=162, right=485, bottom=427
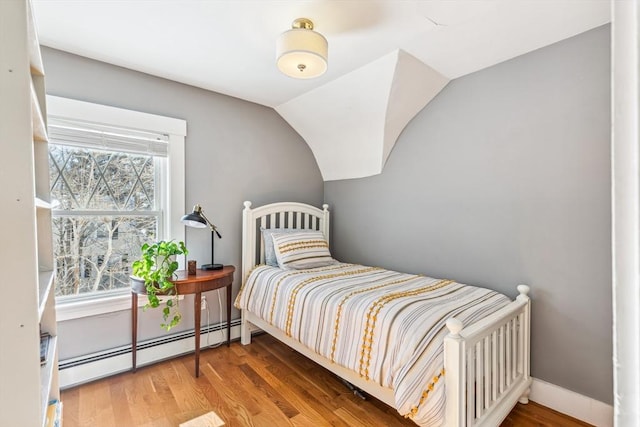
left=444, top=285, right=531, bottom=427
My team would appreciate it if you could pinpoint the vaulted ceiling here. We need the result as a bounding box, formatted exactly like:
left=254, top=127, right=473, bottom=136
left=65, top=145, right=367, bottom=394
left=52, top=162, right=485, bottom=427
left=33, top=1, right=610, bottom=180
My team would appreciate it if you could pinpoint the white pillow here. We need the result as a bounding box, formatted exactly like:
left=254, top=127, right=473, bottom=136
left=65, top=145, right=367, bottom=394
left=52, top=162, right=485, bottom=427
left=271, top=230, right=337, bottom=270
left=261, top=228, right=301, bottom=267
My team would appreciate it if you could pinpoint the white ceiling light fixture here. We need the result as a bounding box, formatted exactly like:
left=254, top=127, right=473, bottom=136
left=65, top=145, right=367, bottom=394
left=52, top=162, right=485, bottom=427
left=276, top=18, right=328, bottom=79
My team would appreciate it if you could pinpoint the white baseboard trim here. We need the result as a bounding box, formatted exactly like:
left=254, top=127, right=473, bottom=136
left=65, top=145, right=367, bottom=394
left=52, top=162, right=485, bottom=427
left=59, top=324, right=241, bottom=389
left=530, top=378, right=613, bottom=427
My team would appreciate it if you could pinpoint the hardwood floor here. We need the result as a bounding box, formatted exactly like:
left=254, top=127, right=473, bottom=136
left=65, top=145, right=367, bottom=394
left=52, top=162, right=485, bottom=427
left=61, top=334, right=592, bottom=426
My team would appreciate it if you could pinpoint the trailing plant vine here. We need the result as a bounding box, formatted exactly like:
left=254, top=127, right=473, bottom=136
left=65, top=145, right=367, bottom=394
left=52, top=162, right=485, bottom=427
left=132, top=240, right=188, bottom=330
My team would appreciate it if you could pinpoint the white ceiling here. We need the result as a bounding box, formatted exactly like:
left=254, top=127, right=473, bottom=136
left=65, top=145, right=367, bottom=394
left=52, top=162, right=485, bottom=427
left=32, top=0, right=611, bottom=180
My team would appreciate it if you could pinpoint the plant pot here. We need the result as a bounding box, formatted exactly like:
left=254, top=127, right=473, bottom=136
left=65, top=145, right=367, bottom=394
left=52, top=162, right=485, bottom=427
left=130, top=275, right=173, bottom=294
left=130, top=276, right=148, bottom=294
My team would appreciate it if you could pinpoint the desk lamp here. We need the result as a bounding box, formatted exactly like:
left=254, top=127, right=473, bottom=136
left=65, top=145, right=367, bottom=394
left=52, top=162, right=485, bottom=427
left=181, top=204, right=223, bottom=270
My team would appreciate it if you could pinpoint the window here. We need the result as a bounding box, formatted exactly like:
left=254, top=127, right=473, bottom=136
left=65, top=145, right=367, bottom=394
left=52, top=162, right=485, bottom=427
left=50, top=140, right=162, bottom=296
left=47, top=96, right=186, bottom=319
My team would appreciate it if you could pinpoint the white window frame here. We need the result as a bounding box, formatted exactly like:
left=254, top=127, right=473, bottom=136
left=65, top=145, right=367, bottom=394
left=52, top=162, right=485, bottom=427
left=47, top=96, right=186, bottom=321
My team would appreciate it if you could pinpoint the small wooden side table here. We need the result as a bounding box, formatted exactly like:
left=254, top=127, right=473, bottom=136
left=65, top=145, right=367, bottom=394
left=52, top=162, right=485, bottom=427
left=131, top=265, right=235, bottom=377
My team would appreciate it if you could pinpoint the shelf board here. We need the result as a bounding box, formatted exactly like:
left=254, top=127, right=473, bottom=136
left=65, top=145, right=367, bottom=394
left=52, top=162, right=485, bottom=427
left=40, top=335, right=58, bottom=427
left=45, top=401, right=62, bottom=427
left=38, top=270, right=55, bottom=320
left=27, top=0, right=44, bottom=76
left=35, top=197, right=52, bottom=210
left=31, top=80, right=48, bottom=142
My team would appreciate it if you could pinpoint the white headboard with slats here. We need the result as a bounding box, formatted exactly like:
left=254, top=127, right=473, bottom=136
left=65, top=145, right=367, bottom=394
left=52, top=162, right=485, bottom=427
left=242, top=201, right=330, bottom=283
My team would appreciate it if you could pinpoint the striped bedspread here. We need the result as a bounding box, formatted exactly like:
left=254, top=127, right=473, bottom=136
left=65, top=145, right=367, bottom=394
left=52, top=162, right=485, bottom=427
left=235, top=263, right=510, bottom=426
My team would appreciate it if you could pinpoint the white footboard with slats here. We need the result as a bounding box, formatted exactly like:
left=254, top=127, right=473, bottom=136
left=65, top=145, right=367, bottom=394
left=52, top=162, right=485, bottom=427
left=239, top=201, right=531, bottom=426
left=445, top=286, right=531, bottom=426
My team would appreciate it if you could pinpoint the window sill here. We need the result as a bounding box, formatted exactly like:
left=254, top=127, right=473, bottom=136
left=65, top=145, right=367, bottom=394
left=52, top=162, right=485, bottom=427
left=56, top=292, right=184, bottom=322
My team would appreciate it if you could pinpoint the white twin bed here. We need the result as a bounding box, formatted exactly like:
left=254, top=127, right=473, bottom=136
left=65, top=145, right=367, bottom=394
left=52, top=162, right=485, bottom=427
left=236, top=201, right=531, bottom=426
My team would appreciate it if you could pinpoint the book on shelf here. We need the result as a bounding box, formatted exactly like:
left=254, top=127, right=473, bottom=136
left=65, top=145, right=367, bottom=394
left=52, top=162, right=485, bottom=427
left=46, top=399, right=62, bottom=427
left=40, top=332, right=51, bottom=365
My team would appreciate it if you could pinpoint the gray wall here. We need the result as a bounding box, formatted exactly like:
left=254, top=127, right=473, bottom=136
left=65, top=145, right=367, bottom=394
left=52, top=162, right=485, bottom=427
left=42, top=47, right=324, bottom=359
left=325, top=26, right=612, bottom=403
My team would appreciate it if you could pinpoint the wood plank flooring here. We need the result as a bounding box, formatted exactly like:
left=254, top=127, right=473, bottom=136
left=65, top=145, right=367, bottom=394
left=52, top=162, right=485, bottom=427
left=61, top=334, right=592, bottom=426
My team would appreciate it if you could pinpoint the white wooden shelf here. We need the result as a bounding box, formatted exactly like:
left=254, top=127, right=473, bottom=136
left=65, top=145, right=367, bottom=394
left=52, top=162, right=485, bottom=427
left=31, top=79, right=48, bottom=143
left=39, top=335, right=58, bottom=427
left=26, top=0, right=44, bottom=76
left=35, top=197, right=52, bottom=210
left=0, top=0, right=59, bottom=425
left=38, top=270, right=55, bottom=321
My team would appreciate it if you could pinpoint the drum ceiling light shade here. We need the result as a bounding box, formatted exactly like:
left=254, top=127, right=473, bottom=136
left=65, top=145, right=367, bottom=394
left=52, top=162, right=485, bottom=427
left=276, top=18, right=328, bottom=79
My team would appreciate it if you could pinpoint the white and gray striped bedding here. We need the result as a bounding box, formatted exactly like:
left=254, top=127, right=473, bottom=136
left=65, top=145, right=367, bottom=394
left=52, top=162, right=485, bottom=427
left=235, top=263, right=510, bottom=426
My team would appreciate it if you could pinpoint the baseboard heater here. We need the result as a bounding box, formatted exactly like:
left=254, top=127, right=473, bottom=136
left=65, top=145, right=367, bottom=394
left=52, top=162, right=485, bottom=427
left=59, top=319, right=241, bottom=388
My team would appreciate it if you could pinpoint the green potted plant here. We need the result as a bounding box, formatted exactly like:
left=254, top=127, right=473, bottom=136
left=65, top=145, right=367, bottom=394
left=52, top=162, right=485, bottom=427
left=131, top=240, right=188, bottom=330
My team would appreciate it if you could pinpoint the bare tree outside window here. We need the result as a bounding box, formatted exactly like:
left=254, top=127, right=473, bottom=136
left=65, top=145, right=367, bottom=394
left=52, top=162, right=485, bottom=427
left=50, top=144, right=162, bottom=297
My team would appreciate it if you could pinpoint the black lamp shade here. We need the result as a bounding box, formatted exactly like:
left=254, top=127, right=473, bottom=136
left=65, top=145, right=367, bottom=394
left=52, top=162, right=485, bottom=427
left=181, top=212, right=207, bottom=228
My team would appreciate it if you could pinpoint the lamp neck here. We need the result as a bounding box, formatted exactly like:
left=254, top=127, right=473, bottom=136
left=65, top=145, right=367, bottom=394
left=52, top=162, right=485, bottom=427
left=199, top=209, right=215, bottom=231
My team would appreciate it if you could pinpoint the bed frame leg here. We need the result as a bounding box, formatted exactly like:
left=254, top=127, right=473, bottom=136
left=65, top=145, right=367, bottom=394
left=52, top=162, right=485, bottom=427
left=518, top=387, right=531, bottom=404
left=240, top=314, right=252, bottom=345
